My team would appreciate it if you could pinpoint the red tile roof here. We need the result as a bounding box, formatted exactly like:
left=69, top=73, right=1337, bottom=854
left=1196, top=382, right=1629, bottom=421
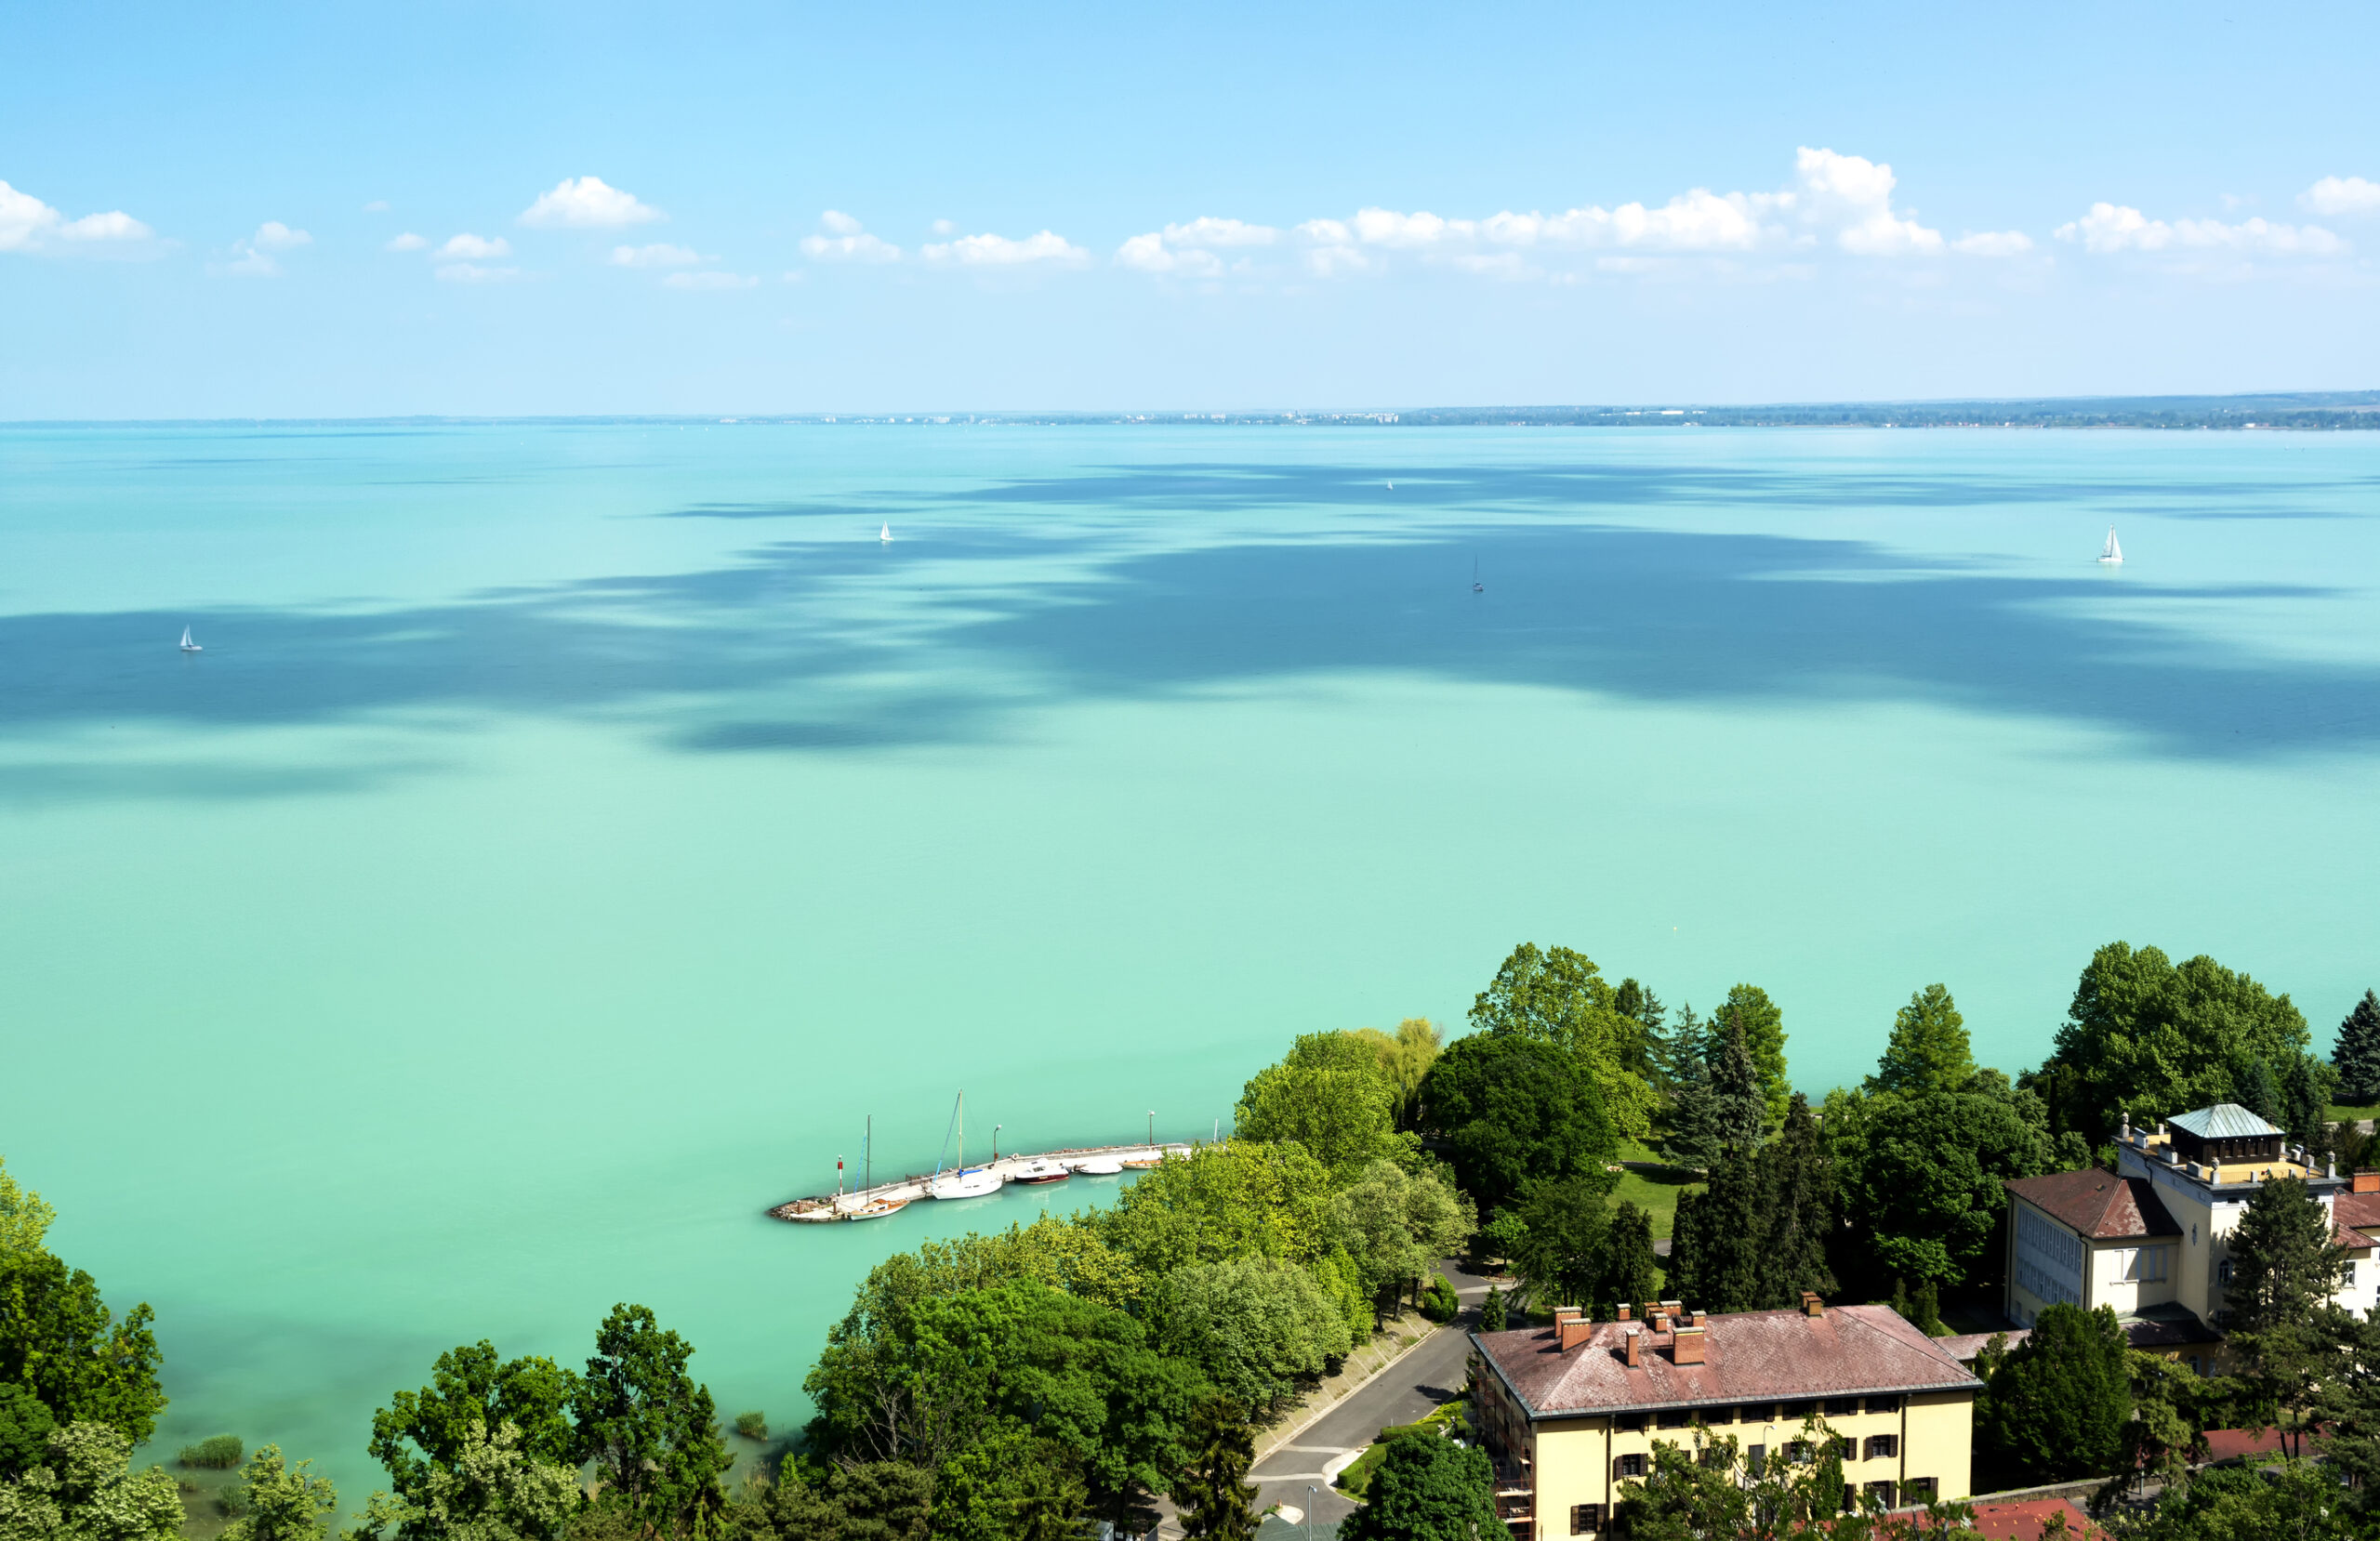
left=2333, top=1192, right=2380, bottom=1246
left=1962, top=1497, right=2107, bottom=1539
left=2004, top=1169, right=2180, bottom=1239
left=1472, top=1305, right=1978, bottom=1418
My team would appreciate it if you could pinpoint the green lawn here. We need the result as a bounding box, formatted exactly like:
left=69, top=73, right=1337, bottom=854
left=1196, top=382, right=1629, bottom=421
left=1611, top=1140, right=1703, bottom=1240
left=2328, top=1104, right=2380, bottom=1123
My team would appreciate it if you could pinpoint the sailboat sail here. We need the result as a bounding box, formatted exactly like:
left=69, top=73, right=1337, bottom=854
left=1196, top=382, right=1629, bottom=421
left=2099, top=527, right=2123, bottom=564
left=879, top=522, right=892, bottom=543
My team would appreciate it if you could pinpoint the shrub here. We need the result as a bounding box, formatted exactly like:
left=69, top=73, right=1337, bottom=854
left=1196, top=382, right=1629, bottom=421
left=179, top=1435, right=244, bottom=1469
left=1419, top=1277, right=1461, bottom=1324
left=734, top=1411, right=767, bottom=1441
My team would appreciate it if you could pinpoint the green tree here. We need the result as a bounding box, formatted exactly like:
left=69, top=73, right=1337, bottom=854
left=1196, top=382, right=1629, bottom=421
left=738, top=1459, right=932, bottom=1541
left=1711, top=984, right=1790, bottom=1128
left=1706, top=1020, right=1767, bottom=1153
left=1336, top=1433, right=1500, bottom=1541
left=1151, top=1257, right=1350, bottom=1414
left=1173, top=1398, right=1258, bottom=1541
left=1603, top=1203, right=1660, bottom=1315
left=1477, top=1287, right=1507, bottom=1334
left=570, top=1305, right=730, bottom=1540
left=349, top=1421, right=577, bottom=1541
left=2036, top=942, right=2312, bottom=1144
left=0, top=1384, right=55, bottom=1482
left=368, top=1342, right=579, bottom=1533
left=1420, top=1034, right=1617, bottom=1217
left=1666, top=1148, right=1762, bottom=1312
left=1096, top=1140, right=1342, bottom=1282
left=932, top=1422, right=1089, bottom=1541
left=2121, top=1457, right=2357, bottom=1541
left=1505, top=1179, right=1614, bottom=1313
left=0, top=1421, right=182, bottom=1541
left=0, top=1248, right=165, bottom=1444
left=1865, top=985, right=1975, bottom=1097
left=1658, top=1008, right=1726, bottom=1173
left=1348, top=1020, right=1445, bottom=1131
left=2334, top=991, right=2380, bottom=1106
left=1976, top=1303, right=2130, bottom=1486
left=1610, top=1421, right=1854, bottom=1540
left=2273, top=1053, right=2339, bottom=1150
left=2226, top=1174, right=2350, bottom=1334
left=1236, top=1034, right=1416, bottom=1180
left=222, top=1445, right=338, bottom=1541
left=1468, top=943, right=1658, bottom=1139
left=1835, top=1087, right=2052, bottom=1287
left=1333, top=1162, right=1474, bottom=1310
left=1611, top=980, right=1670, bottom=1088
left=1756, top=1095, right=1839, bottom=1309
left=0, top=1161, right=54, bottom=1261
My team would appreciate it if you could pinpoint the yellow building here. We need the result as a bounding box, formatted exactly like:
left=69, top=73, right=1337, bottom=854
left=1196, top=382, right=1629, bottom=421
left=2004, top=1101, right=2380, bottom=1371
left=1469, top=1295, right=1979, bottom=1536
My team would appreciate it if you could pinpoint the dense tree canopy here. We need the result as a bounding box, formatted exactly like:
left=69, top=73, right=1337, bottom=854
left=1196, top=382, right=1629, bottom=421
left=1332, top=1161, right=1474, bottom=1306
left=1864, top=985, right=1975, bottom=1097
left=1834, top=1086, right=2054, bottom=1287
left=1711, top=984, right=1790, bottom=1129
left=1421, top=1033, right=1617, bottom=1216
left=2035, top=942, right=2312, bottom=1143
left=0, top=1249, right=165, bottom=1445
left=1095, top=1140, right=1342, bottom=1280
left=1976, top=1303, right=2131, bottom=1486
left=1235, top=1033, right=1415, bottom=1179
left=1468, top=943, right=1658, bottom=1139
left=1667, top=1095, right=1837, bottom=1313
left=0, top=1162, right=52, bottom=1262
left=1347, top=1020, right=1444, bottom=1130
left=0, top=1422, right=182, bottom=1541
left=1151, top=1257, right=1349, bottom=1415
left=1336, top=1434, right=1501, bottom=1541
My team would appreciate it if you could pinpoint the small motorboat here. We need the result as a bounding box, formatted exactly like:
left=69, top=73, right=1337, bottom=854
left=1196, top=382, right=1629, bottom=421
left=1067, top=1155, right=1125, bottom=1177
left=1118, top=1149, right=1167, bottom=1170
left=930, top=1167, right=1002, bottom=1200
left=845, top=1196, right=909, bottom=1220
left=179, top=626, right=203, bottom=652
left=1011, top=1159, right=1071, bottom=1185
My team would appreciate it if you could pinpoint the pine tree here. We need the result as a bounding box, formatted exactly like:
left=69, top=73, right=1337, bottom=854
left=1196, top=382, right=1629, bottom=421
left=2335, top=991, right=2380, bottom=1106
left=1708, top=1020, right=1767, bottom=1152
left=1659, top=1015, right=1726, bottom=1173
left=1176, top=1399, right=1259, bottom=1541
left=1479, top=1285, right=1508, bottom=1333
left=1753, top=1093, right=1838, bottom=1309
left=1864, top=984, right=1976, bottom=1097
left=2242, top=1058, right=2282, bottom=1126
left=1600, top=1202, right=1660, bottom=1314
left=2276, top=1053, right=2338, bottom=1149
left=1912, top=1278, right=1946, bottom=1337
left=1667, top=1147, right=1764, bottom=1312
left=2226, top=1175, right=2349, bottom=1334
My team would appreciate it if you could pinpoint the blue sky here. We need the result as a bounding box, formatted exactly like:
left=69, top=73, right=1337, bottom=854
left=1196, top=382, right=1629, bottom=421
left=5, top=0, right=2377, bottom=416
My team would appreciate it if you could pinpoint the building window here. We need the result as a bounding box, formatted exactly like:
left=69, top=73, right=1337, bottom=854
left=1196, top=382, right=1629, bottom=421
left=1865, top=1435, right=1898, bottom=1460
left=1867, top=1396, right=1903, bottom=1414
left=1905, top=1478, right=1937, bottom=1504
left=1747, top=1444, right=1767, bottom=1477
left=2218, top=1259, right=2234, bottom=1285
left=1783, top=1442, right=1814, bottom=1467
left=1831, top=1435, right=1856, bottom=1463
left=1657, top=1410, right=1691, bottom=1429
left=1824, top=1397, right=1860, bottom=1417
left=1569, top=1504, right=1602, bottom=1534
left=1615, top=1414, right=1646, bottom=1432
left=1781, top=1401, right=1817, bottom=1419
left=1701, top=1404, right=1736, bottom=1424
left=1735, top=1403, right=1776, bottom=1423
left=1615, top=1454, right=1645, bottom=1480
left=1865, top=1481, right=1897, bottom=1508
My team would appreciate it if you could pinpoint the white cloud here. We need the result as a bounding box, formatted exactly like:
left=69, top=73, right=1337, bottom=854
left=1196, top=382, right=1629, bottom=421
left=1302, top=244, right=1374, bottom=278
left=437, top=232, right=512, bottom=260
left=435, top=262, right=520, bottom=283
left=1950, top=230, right=2034, bottom=257
left=0, top=180, right=152, bottom=254
left=1451, top=252, right=1537, bottom=280
left=663, top=270, right=758, bottom=290
left=800, top=211, right=900, bottom=262
left=1161, top=217, right=1277, bottom=248
left=363, top=199, right=390, bottom=214
left=59, top=210, right=155, bottom=244
left=218, top=220, right=311, bottom=277
left=611, top=242, right=703, bottom=268
left=931, top=218, right=955, bottom=235
left=2303, top=176, right=2380, bottom=217
left=385, top=232, right=428, bottom=252
left=920, top=229, right=1088, bottom=266
left=517, top=175, right=662, bottom=229
left=2054, top=202, right=2346, bottom=255
left=1117, top=216, right=1277, bottom=275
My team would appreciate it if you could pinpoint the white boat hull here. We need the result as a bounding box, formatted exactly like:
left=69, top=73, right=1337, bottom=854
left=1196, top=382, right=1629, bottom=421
left=930, top=1169, right=1002, bottom=1200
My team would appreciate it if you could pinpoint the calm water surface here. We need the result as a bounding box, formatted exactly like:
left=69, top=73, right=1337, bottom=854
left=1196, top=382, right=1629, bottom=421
left=1, top=423, right=2374, bottom=1497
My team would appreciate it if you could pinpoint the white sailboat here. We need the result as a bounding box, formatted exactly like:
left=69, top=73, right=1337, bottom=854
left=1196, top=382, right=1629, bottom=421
left=929, top=1090, right=1002, bottom=1199
left=879, top=522, right=892, bottom=544
left=2097, top=527, right=2123, bottom=565
left=178, top=626, right=202, bottom=653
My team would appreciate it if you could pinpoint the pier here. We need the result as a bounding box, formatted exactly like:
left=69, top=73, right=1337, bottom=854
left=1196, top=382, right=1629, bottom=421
left=769, top=1140, right=1199, bottom=1222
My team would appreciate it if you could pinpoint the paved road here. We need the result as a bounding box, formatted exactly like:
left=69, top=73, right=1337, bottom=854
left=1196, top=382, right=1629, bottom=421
left=1246, top=1259, right=1494, bottom=1537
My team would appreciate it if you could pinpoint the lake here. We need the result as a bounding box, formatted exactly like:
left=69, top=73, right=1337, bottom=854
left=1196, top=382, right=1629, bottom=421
left=2, top=421, right=2373, bottom=1499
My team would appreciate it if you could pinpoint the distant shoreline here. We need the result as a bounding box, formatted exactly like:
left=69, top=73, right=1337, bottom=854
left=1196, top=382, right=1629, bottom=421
left=7, top=391, right=2380, bottom=431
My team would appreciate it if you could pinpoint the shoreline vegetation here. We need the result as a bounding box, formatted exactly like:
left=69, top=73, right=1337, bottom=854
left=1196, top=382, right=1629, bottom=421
left=11, top=390, right=2380, bottom=431
left=7, top=948, right=2380, bottom=1540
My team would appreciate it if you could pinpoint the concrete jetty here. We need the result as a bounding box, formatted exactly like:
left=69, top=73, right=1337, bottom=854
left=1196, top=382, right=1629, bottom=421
left=769, top=1140, right=1198, bottom=1222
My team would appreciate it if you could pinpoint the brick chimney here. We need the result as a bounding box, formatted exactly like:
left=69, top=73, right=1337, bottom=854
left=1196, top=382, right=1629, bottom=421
left=1558, top=1316, right=1593, bottom=1352
left=2355, top=1170, right=2380, bottom=1195
left=1617, top=1302, right=1633, bottom=1322
left=1800, top=1291, right=1825, bottom=1319
left=1689, top=1310, right=1706, bottom=1328
left=1672, top=1326, right=1707, bottom=1365
left=1622, top=1328, right=1642, bottom=1368
left=1554, top=1304, right=1582, bottom=1326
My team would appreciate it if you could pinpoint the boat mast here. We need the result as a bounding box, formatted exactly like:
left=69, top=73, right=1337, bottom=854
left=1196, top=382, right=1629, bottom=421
left=865, top=1115, right=872, bottom=1195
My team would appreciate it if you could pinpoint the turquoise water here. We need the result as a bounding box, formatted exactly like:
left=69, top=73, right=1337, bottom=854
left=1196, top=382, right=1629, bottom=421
left=2, top=422, right=2376, bottom=1500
